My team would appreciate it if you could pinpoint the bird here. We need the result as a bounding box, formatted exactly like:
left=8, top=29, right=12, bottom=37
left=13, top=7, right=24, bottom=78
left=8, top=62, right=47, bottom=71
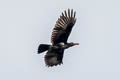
left=38, top=9, right=79, bottom=67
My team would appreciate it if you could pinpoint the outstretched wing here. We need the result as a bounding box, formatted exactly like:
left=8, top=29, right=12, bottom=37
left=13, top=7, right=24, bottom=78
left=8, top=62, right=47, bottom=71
left=51, top=9, right=76, bottom=45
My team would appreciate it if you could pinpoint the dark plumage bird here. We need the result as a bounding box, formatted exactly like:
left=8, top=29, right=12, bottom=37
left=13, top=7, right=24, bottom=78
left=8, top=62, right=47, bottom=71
left=38, top=9, right=79, bottom=67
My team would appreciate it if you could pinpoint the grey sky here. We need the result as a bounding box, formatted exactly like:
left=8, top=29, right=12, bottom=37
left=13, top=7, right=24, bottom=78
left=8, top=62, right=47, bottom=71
left=0, top=0, right=120, bottom=80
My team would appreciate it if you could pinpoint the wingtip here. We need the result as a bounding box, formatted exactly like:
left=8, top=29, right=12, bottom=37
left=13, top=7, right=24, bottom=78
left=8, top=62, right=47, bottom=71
left=63, top=9, right=76, bottom=18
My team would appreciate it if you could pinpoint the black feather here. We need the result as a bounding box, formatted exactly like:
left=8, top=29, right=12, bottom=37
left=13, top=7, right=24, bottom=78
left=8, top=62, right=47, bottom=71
left=38, top=44, right=50, bottom=54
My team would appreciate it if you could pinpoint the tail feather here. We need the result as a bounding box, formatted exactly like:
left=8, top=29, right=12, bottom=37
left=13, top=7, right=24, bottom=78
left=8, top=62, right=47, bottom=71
left=38, top=44, right=50, bottom=54
left=45, top=54, right=63, bottom=67
left=44, top=51, right=64, bottom=67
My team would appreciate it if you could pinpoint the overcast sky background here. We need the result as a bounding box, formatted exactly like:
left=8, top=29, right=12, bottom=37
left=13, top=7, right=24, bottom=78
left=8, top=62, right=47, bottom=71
left=0, top=0, right=120, bottom=80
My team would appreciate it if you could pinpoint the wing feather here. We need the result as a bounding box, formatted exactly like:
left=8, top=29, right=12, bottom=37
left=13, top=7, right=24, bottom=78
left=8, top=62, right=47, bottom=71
left=51, top=9, right=76, bottom=45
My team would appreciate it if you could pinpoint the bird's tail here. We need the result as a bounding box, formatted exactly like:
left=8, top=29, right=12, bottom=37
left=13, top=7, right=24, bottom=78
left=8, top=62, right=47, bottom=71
left=45, top=53, right=63, bottom=67
left=38, top=44, right=50, bottom=54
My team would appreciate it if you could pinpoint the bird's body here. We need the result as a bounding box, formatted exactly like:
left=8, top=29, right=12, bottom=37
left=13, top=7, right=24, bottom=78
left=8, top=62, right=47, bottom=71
left=45, top=43, right=65, bottom=66
left=38, top=9, right=79, bottom=67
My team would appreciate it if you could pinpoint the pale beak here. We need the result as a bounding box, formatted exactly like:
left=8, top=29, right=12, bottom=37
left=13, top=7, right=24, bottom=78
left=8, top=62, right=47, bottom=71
left=73, top=43, right=79, bottom=45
